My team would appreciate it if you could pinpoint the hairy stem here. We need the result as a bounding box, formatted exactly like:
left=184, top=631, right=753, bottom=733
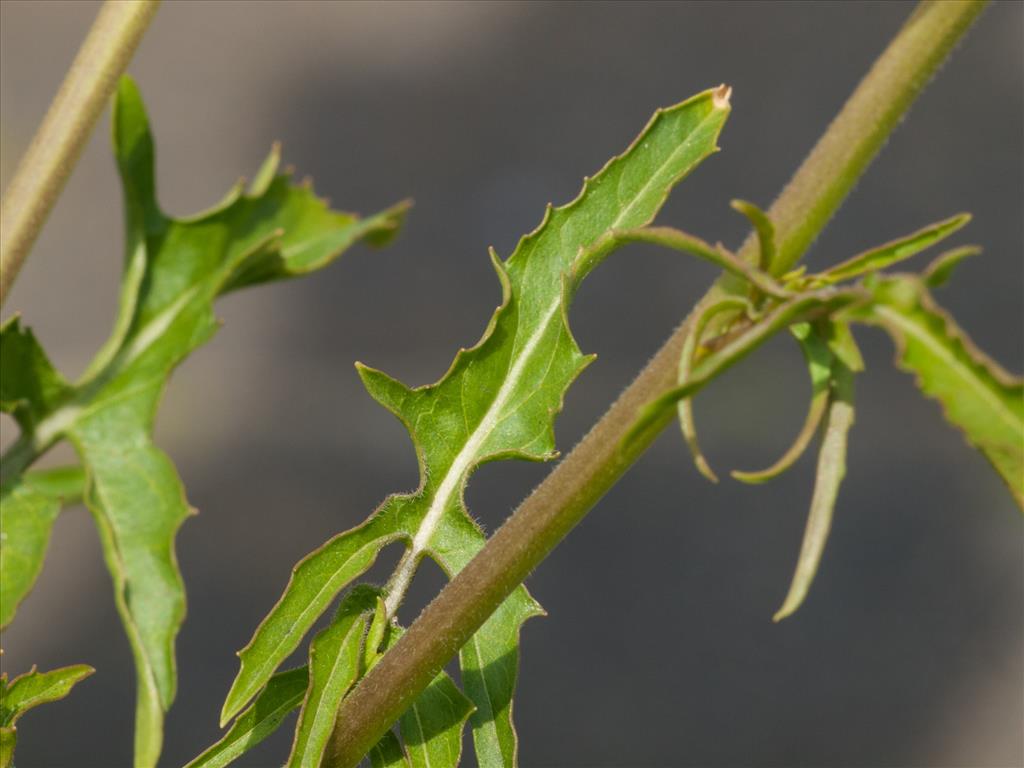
left=0, top=0, right=160, bottom=308
left=324, top=2, right=987, bottom=764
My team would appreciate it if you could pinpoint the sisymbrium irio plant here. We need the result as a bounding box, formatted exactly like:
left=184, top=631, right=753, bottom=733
left=0, top=1, right=1019, bottom=767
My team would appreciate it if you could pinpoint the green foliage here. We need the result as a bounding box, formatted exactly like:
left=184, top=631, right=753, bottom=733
left=218, top=86, right=731, bottom=765
left=3, top=38, right=1018, bottom=766
left=0, top=664, right=94, bottom=767
left=819, top=213, right=970, bottom=284
left=370, top=733, right=412, bottom=768
left=0, top=465, right=82, bottom=628
left=289, top=587, right=379, bottom=768
left=184, top=667, right=310, bottom=768
left=623, top=212, right=1022, bottom=622
left=857, top=274, right=1024, bottom=505
left=0, top=76, right=405, bottom=767
left=772, top=361, right=856, bottom=621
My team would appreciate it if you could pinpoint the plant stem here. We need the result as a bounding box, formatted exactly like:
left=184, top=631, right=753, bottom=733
left=324, top=2, right=987, bottom=764
left=0, top=0, right=160, bottom=309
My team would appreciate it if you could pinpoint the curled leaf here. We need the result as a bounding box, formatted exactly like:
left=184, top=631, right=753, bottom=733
left=922, top=245, right=981, bottom=288
left=625, top=288, right=865, bottom=449
left=677, top=298, right=752, bottom=483
left=773, top=363, right=855, bottom=621
left=732, top=322, right=832, bottom=484
left=730, top=199, right=776, bottom=273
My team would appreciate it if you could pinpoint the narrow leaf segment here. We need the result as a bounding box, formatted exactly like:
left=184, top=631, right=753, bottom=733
left=224, top=86, right=732, bottom=766
left=0, top=76, right=406, bottom=767
left=184, top=667, right=310, bottom=768
left=773, top=361, right=856, bottom=621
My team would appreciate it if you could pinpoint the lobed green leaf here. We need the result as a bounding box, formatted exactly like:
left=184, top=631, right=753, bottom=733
left=0, top=664, right=94, bottom=727
left=855, top=275, right=1024, bottom=507
left=225, top=86, right=732, bottom=766
left=0, top=75, right=406, bottom=767
left=0, top=662, right=93, bottom=766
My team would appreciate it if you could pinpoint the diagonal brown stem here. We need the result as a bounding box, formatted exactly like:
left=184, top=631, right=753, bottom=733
left=0, top=0, right=160, bottom=308
left=324, top=2, right=988, bottom=764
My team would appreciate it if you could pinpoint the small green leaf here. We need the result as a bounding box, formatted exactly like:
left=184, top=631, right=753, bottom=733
left=856, top=275, right=1024, bottom=507
left=288, top=587, right=378, bottom=768
left=732, top=322, right=833, bottom=484
left=922, top=245, right=981, bottom=288
left=370, top=731, right=411, bottom=768
left=773, top=363, right=855, bottom=621
left=0, top=467, right=83, bottom=628
left=184, top=667, right=309, bottom=768
left=625, top=288, right=865, bottom=448
left=399, top=670, right=474, bottom=768
left=0, top=664, right=94, bottom=727
left=820, top=213, right=970, bottom=284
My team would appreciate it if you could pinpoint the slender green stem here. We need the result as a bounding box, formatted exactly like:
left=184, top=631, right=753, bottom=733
left=324, top=2, right=987, bottom=764
left=0, top=0, right=160, bottom=308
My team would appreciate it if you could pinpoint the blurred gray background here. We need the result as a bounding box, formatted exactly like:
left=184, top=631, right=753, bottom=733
left=1, top=1, right=1021, bottom=766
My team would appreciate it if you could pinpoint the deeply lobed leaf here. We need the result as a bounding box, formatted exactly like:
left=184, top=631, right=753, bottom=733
left=0, top=76, right=406, bottom=766
left=223, top=86, right=732, bottom=765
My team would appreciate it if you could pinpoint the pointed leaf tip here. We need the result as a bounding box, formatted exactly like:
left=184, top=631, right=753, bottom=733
left=713, top=84, right=732, bottom=109
left=923, top=245, right=982, bottom=288
left=773, top=365, right=855, bottom=622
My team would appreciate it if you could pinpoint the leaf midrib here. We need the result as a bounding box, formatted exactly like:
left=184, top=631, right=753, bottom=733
left=394, top=104, right=720, bottom=589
